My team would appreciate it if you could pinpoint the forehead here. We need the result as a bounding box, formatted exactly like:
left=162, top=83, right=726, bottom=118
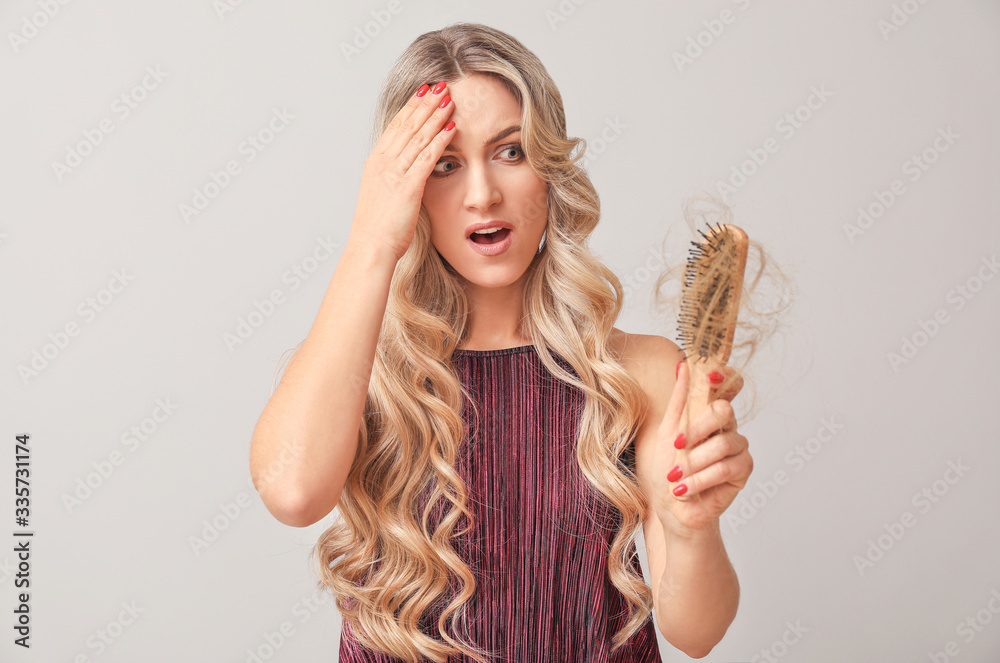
left=443, top=75, right=521, bottom=147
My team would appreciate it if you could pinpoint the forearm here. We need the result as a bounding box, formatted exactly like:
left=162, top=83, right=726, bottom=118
left=250, top=230, right=397, bottom=526
left=654, top=516, right=739, bottom=658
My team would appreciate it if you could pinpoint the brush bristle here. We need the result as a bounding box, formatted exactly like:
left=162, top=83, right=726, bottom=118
left=677, top=222, right=748, bottom=363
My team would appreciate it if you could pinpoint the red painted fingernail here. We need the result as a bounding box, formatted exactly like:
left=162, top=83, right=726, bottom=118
left=438, top=94, right=451, bottom=109
left=708, top=371, right=724, bottom=385
left=673, top=432, right=686, bottom=450
left=444, top=121, right=455, bottom=131
left=676, top=360, right=682, bottom=379
left=673, top=484, right=688, bottom=497
left=416, top=84, right=430, bottom=97
left=432, top=80, right=447, bottom=94
left=667, top=465, right=683, bottom=482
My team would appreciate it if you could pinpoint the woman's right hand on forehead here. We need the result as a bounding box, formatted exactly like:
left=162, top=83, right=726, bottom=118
left=348, top=81, right=457, bottom=262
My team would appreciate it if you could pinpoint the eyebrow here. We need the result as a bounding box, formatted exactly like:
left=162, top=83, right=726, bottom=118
left=442, top=125, right=521, bottom=153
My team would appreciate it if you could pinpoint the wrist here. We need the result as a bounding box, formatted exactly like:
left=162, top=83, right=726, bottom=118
left=346, top=229, right=402, bottom=267
left=656, top=510, right=723, bottom=544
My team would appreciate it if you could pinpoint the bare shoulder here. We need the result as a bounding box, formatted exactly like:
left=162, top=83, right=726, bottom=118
left=608, top=327, right=685, bottom=395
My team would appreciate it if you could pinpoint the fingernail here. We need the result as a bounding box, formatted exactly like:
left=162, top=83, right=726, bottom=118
left=415, top=84, right=430, bottom=97
left=438, top=94, right=451, bottom=109
left=676, top=360, right=682, bottom=379
left=432, top=80, right=447, bottom=94
left=673, top=484, right=688, bottom=497
left=444, top=121, right=455, bottom=132
left=673, top=432, right=686, bottom=450
left=667, top=465, right=683, bottom=482
left=708, top=371, right=724, bottom=385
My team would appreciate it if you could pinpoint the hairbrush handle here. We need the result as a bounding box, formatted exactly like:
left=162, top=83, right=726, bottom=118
left=676, top=223, right=749, bottom=433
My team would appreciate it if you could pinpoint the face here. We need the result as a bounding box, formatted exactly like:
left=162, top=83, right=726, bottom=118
left=421, top=74, right=549, bottom=290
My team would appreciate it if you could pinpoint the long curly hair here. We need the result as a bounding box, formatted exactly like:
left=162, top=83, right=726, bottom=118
left=312, top=22, right=653, bottom=662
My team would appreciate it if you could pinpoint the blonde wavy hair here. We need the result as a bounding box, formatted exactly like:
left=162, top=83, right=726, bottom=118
left=312, top=22, right=655, bottom=662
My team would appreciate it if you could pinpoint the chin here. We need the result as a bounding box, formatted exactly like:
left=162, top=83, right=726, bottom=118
left=458, top=261, right=532, bottom=290
left=434, top=235, right=540, bottom=287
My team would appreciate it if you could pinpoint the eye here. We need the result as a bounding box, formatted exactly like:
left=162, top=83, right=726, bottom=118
left=431, top=143, right=525, bottom=177
left=432, top=160, right=456, bottom=175
left=500, top=144, right=524, bottom=160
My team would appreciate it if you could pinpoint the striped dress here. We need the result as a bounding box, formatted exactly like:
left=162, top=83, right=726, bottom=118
left=338, top=344, right=662, bottom=662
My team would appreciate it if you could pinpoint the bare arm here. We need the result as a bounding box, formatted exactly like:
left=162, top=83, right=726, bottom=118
left=634, top=334, right=749, bottom=656
left=652, top=517, right=739, bottom=658
left=249, top=232, right=397, bottom=527
left=248, top=79, right=458, bottom=527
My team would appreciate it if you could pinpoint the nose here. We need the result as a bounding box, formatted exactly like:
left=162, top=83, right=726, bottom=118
left=463, top=162, right=502, bottom=212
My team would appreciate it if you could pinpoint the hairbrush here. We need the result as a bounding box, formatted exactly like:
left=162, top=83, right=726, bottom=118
left=676, top=222, right=749, bottom=434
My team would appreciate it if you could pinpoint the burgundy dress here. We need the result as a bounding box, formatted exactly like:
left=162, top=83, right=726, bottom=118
left=338, top=344, right=663, bottom=662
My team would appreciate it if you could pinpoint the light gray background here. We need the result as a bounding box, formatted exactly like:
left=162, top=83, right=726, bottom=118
left=3, top=0, right=999, bottom=661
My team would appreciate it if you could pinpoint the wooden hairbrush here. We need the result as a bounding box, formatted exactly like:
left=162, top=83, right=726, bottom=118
left=676, top=223, right=749, bottom=435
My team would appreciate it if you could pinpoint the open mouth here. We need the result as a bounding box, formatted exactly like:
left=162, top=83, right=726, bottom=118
left=469, top=228, right=512, bottom=245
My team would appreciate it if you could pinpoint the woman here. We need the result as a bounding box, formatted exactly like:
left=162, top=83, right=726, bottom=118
left=249, top=22, right=753, bottom=663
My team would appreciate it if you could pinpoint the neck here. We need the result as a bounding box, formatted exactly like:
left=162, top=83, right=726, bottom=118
left=458, top=273, right=531, bottom=350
